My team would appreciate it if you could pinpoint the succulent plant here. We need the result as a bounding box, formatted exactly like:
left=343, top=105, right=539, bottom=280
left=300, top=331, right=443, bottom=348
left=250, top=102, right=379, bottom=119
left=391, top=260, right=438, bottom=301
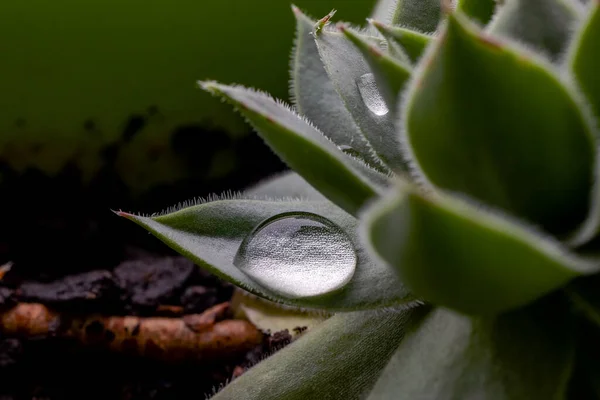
left=118, top=0, right=600, bottom=398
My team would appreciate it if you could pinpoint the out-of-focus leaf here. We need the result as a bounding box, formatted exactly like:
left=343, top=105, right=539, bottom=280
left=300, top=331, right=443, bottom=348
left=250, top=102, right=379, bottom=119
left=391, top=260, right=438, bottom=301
left=402, top=12, right=598, bottom=241
left=367, top=303, right=576, bottom=399
left=199, top=81, right=386, bottom=216
left=488, top=0, right=583, bottom=60
left=370, top=20, right=434, bottom=64
left=211, top=306, right=428, bottom=400
left=457, top=0, right=497, bottom=25
left=119, top=198, right=415, bottom=311
left=569, top=0, right=600, bottom=122
left=369, top=0, right=398, bottom=25
left=384, top=0, right=442, bottom=32
left=362, top=183, right=600, bottom=315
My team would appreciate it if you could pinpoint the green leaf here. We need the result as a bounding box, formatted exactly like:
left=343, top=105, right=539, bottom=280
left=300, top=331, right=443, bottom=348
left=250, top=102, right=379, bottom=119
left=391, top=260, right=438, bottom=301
left=199, top=81, right=386, bottom=216
left=367, top=303, right=576, bottom=399
left=456, top=0, right=497, bottom=25
left=385, top=0, right=443, bottom=32
left=487, top=0, right=583, bottom=61
left=119, top=198, right=415, bottom=311
left=211, top=306, right=428, bottom=400
left=369, top=20, right=434, bottom=64
left=402, top=12, right=598, bottom=240
left=339, top=24, right=412, bottom=110
left=362, top=183, right=600, bottom=315
left=314, top=29, right=406, bottom=172
left=569, top=0, right=600, bottom=123
left=290, top=7, right=386, bottom=171
left=243, top=171, right=327, bottom=201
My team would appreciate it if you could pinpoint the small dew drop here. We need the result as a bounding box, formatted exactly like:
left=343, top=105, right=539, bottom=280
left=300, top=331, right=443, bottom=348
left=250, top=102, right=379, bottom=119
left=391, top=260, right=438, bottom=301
left=357, top=73, right=389, bottom=116
left=234, top=212, right=357, bottom=299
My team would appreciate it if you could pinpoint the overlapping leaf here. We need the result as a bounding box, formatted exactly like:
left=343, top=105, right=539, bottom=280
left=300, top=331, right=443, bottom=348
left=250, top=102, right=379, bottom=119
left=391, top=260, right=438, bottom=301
left=199, top=82, right=388, bottom=216
left=384, top=0, right=442, bottom=32
left=367, top=304, right=576, bottom=399
left=315, top=29, right=406, bottom=172
left=401, top=12, right=599, bottom=241
left=569, top=0, right=600, bottom=121
left=369, top=0, right=399, bottom=25
left=363, top=183, right=600, bottom=315
left=488, top=0, right=583, bottom=60
left=340, top=24, right=412, bottom=110
left=290, top=7, right=385, bottom=171
left=211, top=307, right=428, bottom=400
left=456, top=0, right=496, bottom=25
left=370, top=20, right=433, bottom=64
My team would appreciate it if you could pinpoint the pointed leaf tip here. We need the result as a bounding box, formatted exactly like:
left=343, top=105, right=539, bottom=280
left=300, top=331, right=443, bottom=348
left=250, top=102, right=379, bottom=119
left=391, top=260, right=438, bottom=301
left=114, top=210, right=133, bottom=218
left=369, top=20, right=433, bottom=64
left=315, top=9, right=337, bottom=33
left=366, top=18, right=388, bottom=32
left=197, top=80, right=218, bottom=93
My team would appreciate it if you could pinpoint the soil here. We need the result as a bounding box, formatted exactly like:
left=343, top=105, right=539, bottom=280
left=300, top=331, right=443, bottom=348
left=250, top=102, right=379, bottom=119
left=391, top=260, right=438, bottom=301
left=0, top=133, right=290, bottom=399
left=0, top=251, right=293, bottom=400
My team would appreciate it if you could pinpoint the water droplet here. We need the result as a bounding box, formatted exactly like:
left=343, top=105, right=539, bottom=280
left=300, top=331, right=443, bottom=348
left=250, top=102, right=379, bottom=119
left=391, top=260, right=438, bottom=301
left=234, top=212, right=357, bottom=299
left=357, top=73, right=389, bottom=116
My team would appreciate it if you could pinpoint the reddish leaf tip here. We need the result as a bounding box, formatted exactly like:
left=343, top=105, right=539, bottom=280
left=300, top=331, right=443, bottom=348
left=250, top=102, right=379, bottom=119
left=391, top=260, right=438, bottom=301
left=366, top=18, right=382, bottom=28
left=317, top=9, right=336, bottom=25
left=369, top=45, right=383, bottom=57
left=113, top=209, right=134, bottom=219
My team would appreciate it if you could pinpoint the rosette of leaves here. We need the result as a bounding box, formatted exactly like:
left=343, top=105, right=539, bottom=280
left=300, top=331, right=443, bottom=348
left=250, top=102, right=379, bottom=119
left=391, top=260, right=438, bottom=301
left=117, top=0, right=600, bottom=398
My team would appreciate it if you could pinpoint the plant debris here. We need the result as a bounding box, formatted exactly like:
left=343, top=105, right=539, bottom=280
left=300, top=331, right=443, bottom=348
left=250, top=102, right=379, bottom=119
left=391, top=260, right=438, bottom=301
left=0, top=249, right=296, bottom=399
left=0, top=302, right=263, bottom=363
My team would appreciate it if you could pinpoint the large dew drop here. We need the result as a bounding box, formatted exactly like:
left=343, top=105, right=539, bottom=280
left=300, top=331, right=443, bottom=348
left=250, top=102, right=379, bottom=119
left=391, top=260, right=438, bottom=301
left=357, top=73, right=389, bottom=116
left=234, top=212, right=357, bottom=299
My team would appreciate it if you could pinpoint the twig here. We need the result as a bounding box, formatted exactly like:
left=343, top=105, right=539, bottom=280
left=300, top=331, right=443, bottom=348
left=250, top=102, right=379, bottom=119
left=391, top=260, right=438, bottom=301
left=0, top=302, right=263, bottom=363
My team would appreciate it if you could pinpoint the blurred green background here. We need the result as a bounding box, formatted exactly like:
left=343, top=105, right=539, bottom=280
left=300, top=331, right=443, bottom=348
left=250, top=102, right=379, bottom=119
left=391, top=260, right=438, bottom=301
left=0, top=0, right=376, bottom=193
